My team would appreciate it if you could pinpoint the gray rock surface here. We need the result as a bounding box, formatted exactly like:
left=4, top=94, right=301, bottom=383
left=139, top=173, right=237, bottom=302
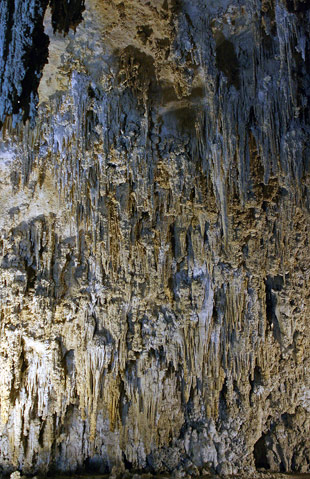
left=0, top=0, right=310, bottom=476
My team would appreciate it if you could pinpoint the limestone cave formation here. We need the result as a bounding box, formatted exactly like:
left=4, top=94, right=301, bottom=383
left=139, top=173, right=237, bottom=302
left=0, top=0, right=310, bottom=476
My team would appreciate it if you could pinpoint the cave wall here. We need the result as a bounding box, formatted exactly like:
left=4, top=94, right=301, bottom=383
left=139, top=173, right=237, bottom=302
left=0, top=0, right=310, bottom=476
left=0, top=0, right=85, bottom=127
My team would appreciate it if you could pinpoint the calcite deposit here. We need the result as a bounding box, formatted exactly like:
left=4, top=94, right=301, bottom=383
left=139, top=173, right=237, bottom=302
left=0, top=0, right=310, bottom=476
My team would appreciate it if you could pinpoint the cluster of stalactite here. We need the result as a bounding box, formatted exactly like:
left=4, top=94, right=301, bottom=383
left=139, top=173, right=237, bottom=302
left=0, top=0, right=310, bottom=476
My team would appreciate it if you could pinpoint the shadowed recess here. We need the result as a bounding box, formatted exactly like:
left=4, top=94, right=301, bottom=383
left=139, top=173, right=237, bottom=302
left=49, top=0, right=85, bottom=34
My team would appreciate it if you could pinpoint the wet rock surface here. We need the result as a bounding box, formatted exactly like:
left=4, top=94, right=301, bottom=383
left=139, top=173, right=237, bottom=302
left=0, top=0, right=310, bottom=476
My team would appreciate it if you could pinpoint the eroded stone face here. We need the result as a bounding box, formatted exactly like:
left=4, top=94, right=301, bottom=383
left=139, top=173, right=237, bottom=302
left=0, top=0, right=310, bottom=476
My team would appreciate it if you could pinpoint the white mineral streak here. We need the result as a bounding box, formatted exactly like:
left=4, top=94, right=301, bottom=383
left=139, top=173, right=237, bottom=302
left=0, top=0, right=310, bottom=476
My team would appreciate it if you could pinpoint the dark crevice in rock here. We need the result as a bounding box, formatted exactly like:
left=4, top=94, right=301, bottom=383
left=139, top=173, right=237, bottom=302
left=122, top=452, right=134, bottom=471
left=249, top=365, right=263, bottom=406
left=285, top=0, right=310, bottom=14
left=215, top=33, right=240, bottom=90
left=38, top=421, right=46, bottom=448
left=218, top=378, right=228, bottom=422
left=21, top=17, right=50, bottom=122
left=49, top=0, right=85, bottom=34
left=265, top=275, right=284, bottom=343
left=62, top=349, right=75, bottom=377
left=254, top=433, right=270, bottom=470
left=25, top=262, right=36, bottom=292
left=83, top=456, right=108, bottom=474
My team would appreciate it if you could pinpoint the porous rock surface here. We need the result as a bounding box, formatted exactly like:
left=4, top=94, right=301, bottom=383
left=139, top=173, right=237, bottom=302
left=0, top=0, right=310, bottom=476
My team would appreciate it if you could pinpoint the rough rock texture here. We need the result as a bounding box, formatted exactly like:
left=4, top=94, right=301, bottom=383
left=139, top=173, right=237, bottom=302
left=0, top=0, right=49, bottom=126
left=0, top=0, right=310, bottom=476
left=0, top=0, right=85, bottom=127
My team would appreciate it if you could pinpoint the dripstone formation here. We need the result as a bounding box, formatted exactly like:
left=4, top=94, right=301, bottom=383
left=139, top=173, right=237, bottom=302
left=0, top=0, right=309, bottom=476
